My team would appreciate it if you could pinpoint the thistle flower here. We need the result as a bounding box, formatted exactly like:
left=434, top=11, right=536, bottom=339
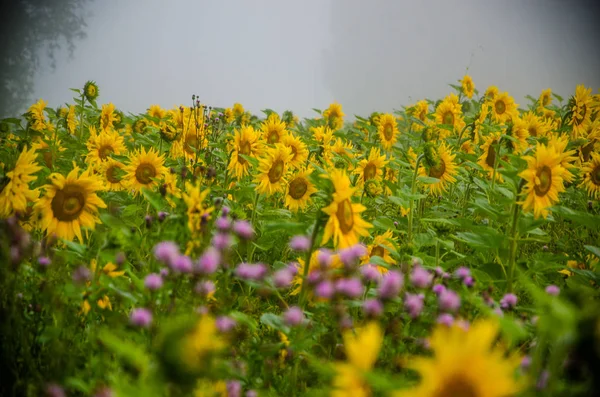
left=130, top=308, right=153, bottom=327
left=233, top=220, right=254, bottom=239
left=317, top=248, right=333, bottom=268
left=545, top=285, right=560, bottom=296
left=172, top=254, right=193, bottom=273
left=360, top=264, right=381, bottom=283
left=216, top=316, right=237, bottom=332
left=404, top=293, right=425, bottom=318
left=195, top=280, right=215, bottom=297
left=410, top=265, right=433, bottom=288
left=235, top=263, right=267, bottom=281
left=154, top=241, right=180, bottom=266
left=315, top=280, right=334, bottom=299
left=144, top=273, right=163, bottom=290
left=289, top=235, right=311, bottom=252
left=500, top=293, right=518, bottom=309
left=212, top=233, right=233, bottom=251
left=38, top=256, right=51, bottom=267
left=273, top=268, right=294, bottom=288
left=283, top=306, right=305, bottom=326
left=197, top=247, right=221, bottom=274
left=436, top=313, right=454, bottom=326
left=363, top=299, right=384, bottom=318
left=335, top=278, right=364, bottom=298
left=377, top=270, right=403, bottom=299
left=438, top=289, right=460, bottom=312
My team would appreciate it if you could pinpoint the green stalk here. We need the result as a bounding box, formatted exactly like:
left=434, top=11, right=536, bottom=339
left=299, top=215, right=322, bottom=309
left=408, top=154, right=424, bottom=243
left=506, top=200, right=521, bottom=293
left=247, top=192, right=261, bottom=263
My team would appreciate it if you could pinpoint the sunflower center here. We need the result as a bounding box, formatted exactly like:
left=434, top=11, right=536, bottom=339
left=289, top=177, right=308, bottom=199
left=336, top=199, right=354, bottom=234
left=591, top=165, right=600, bottom=186
left=267, top=130, right=279, bottom=144
left=87, top=85, right=96, bottom=97
left=434, top=376, right=479, bottom=397
left=364, top=163, right=377, bottom=181
left=51, top=184, right=85, bottom=222
left=429, top=160, right=446, bottom=179
left=534, top=165, right=552, bottom=196
left=528, top=126, right=538, bottom=137
left=383, top=124, right=394, bottom=140
left=135, top=163, right=156, bottom=185
left=465, top=81, right=472, bottom=92
left=268, top=160, right=284, bottom=183
left=371, top=246, right=384, bottom=258
left=238, top=140, right=251, bottom=164
left=98, top=145, right=114, bottom=160
left=485, top=141, right=497, bottom=168
left=106, top=165, right=121, bottom=183
left=443, top=111, right=454, bottom=126
left=290, top=145, right=298, bottom=160
left=495, top=100, right=506, bottom=115
left=542, top=95, right=550, bottom=106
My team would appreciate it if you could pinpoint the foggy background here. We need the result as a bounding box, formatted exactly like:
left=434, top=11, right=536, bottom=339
left=3, top=0, right=600, bottom=119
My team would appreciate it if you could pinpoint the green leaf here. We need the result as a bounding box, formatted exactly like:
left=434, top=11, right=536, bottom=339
left=417, top=176, right=441, bottom=184
left=552, top=206, right=600, bottom=229
left=454, top=227, right=506, bottom=250
left=97, top=329, right=150, bottom=374
left=141, top=187, right=165, bottom=211
left=62, top=239, right=87, bottom=256
left=260, top=313, right=290, bottom=333
left=584, top=245, right=600, bottom=259
left=239, top=154, right=259, bottom=168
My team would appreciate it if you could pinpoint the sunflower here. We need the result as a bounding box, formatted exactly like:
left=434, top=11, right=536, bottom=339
left=461, top=75, right=475, bottom=99
left=35, top=166, right=106, bottom=242
left=519, top=143, right=567, bottom=219
left=484, top=86, right=499, bottom=102
left=148, top=104, right=167, bottom=120
left=539, top=88, right=552, bottom=108
left=361, top=230, right=395, bottom=273
left=418, top=142, right=458, bottom=196
left=580, top=151, right=600, bottom=199
left=64, top=105, right=78, bottom=135
left=477, top=132, right=503, bottom=182
left=163, top=172, right=182, bottom=207
left=521, top=111, right=551, bottom=139
left=548, top=133, right=577, bottom=183
left=489, top=92, right=518, bottom=124
left=323, top=102, right=345, bottom=131
left=395, top=319, right=522, bottom=397
left=133, top=118, right=150, bottom=134
left=254, top=144, right=293, bottom=196
left=86, top=129, right=126, bottom=166
left=311, top=125, right=334, bottom=146
left=0, top=147, right=41, bottom=217
left=569, top=85, right=593, bottom=137
left=410, top=100, right=429, bottom=131
left=261, top=117, right=288, bottom=144
left=282, top=134, right=308, bottom=169
left=232, top=103, right=245, bottom=119
left=332, top=322, right=383, bottom=397
left=227, top=125, right=263, bottom=179
left=171, top=129, right=208, bottom=163
left=84, top=81, right=99, bottom=102
left=505, top=118, right=530, bottom=154
left=460, top=139, right=475, bottom=155
left=28, top=99, right=53, bottom=132
left=124, top=147, right=167, bottom=195
left=377, top=113, right=400, bottom=150
left=182, top=181, right=214, bottom=236
left=285, top=167, right=317, bottom=211
left=323, top=138, right=355, bottom=169
left=100, top=103, right=117, bottom=132
left=98, top=158, right=126, bottom=191
left=354, top=147, right=388, bottom=186
left=322, top=169, right=372, bottom=249
left=434, top=93, right=465, bottom=137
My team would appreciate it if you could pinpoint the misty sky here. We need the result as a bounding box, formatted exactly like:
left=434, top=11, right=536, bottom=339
left=31, top=0, right=600, bottom=118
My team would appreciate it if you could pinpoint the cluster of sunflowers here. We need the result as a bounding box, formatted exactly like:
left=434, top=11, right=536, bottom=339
left=1, top=77, right=600, bottom=397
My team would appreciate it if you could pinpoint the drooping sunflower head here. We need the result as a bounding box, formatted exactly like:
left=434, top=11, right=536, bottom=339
left=227, top=125, right=262, bottom=179
left=539, top=88, right=552, bottom=108
left=504, top=118, right=530, bottom=154
left=84, top=81, right=99, bottom=102
left=323, top=102, right=345, bottom=131
left=321, top=169, right=372, bottom=249
left=519, top=142, right=568, bottom=219
left=232, top=103, right=245, bottom=118
left=254, top=144, right=293, bottom=196
left=86, top=129, right=126, bottom=167
left=477, top=131, right=503, bottom=182
left=0, top=146, right=42, bottom=217
left=35, top=166, right=106, bottom=242
left=461, top=75, right=475, bottom=99
left=125, top=146, right=167, bottom=195
left=148, top=104, right=167, bottom=120
left=282, top=134, right=309, bottom=169
left=569, top=85, right=593, bottom=136
left=261, top=117, right=289, bottom=144
left=521, top=111, right=551, bottom=139
left=99, top=103, right=117, bottom=131
left=354, top=147, right=388, bottom=186
left=419, top=142, right=458, bottom=196
left=362, top=230, right=395, bottom=273
left=285, top=167, right=318, bottom=212
left=400, top=319, right=523, bottom=397
left=490, top=92, right=518, bottom=124
left=324, top=138, right=355, bottom=170
left=377, top=113, right=399, bottom=150
left=66, top=105, right=78, bottom=135
left=580, top=151, right=600, bottom=199
left=311, top=125, right=334, bottom=146
left=27, top=99, right=50, bottom=132
left=484, top=86, right=499, bottom=102
left=133, top=118, right=150, bottom=134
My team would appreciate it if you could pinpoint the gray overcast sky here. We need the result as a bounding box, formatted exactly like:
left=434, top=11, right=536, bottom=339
left=32, top=0, right=600, bottom=118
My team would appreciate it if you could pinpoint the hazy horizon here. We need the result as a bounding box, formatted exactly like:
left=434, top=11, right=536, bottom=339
left=23, top=0, right=600, bottom=118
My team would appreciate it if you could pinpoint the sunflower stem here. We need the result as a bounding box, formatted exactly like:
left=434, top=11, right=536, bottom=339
left=408, top=154, right=424, bottom=244
left=247, top=192, right=261, bottom=263
left=78, top=92, right=85, bottom=139
left=506, top=200, right=521, bottom=293
left=299, top=215, right=322, bottom=309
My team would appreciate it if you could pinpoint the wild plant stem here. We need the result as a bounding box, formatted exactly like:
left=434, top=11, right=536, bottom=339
left=247, top=192, right=261, bottom=263
left=408, top=154, right=424, bottom=244
left=506, top=200, right=520, bottom=293
left=299, top=216, right=322, bottom=309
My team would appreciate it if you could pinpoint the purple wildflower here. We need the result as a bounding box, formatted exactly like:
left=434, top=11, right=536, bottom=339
left=195, top=280, right=215, bottom=297
left=500, top=293, right=518, bottom=309
left=283, top=306, right=304, bottom=326
left=438, top=289, right=461, bottom=312
left=172, top=254, right=193, bottom=273
left=314, top=280, right=334, bottom=299
left=545, top=285, right=560, bottom=296
left=361, top=264, right=381, bottom=283
left=377, top=270, right=404, bottom=299
left=130, top=308, right=153, bottom=328
left=38, top=256, right=51, bottom=267
left=153, top=241, right=180, bottom=266
left=289, top=235, right=311, bottom=252
left=216, top=316, right=237, bottom=332
left=436, top=313, right=454, bottom=326
left=144, top=273, right=163, bottom=290
left=404, top=293, right=425, bottom=318
left=410, top=265, right=433, bottom=288
left=233, top=220, right=254, bottom=239
left=197, top=247, right=221, bottom=275
left=335, top=278, right=364, bottom=298
left=235, top=263, right=267, bottom=281
left=212, top=232, right=233, bottom=251
left=363, top=299, right=384, bottom=318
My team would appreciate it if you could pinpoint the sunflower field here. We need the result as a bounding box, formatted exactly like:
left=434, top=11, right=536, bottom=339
left=1, top=78, right=600, bottom=397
